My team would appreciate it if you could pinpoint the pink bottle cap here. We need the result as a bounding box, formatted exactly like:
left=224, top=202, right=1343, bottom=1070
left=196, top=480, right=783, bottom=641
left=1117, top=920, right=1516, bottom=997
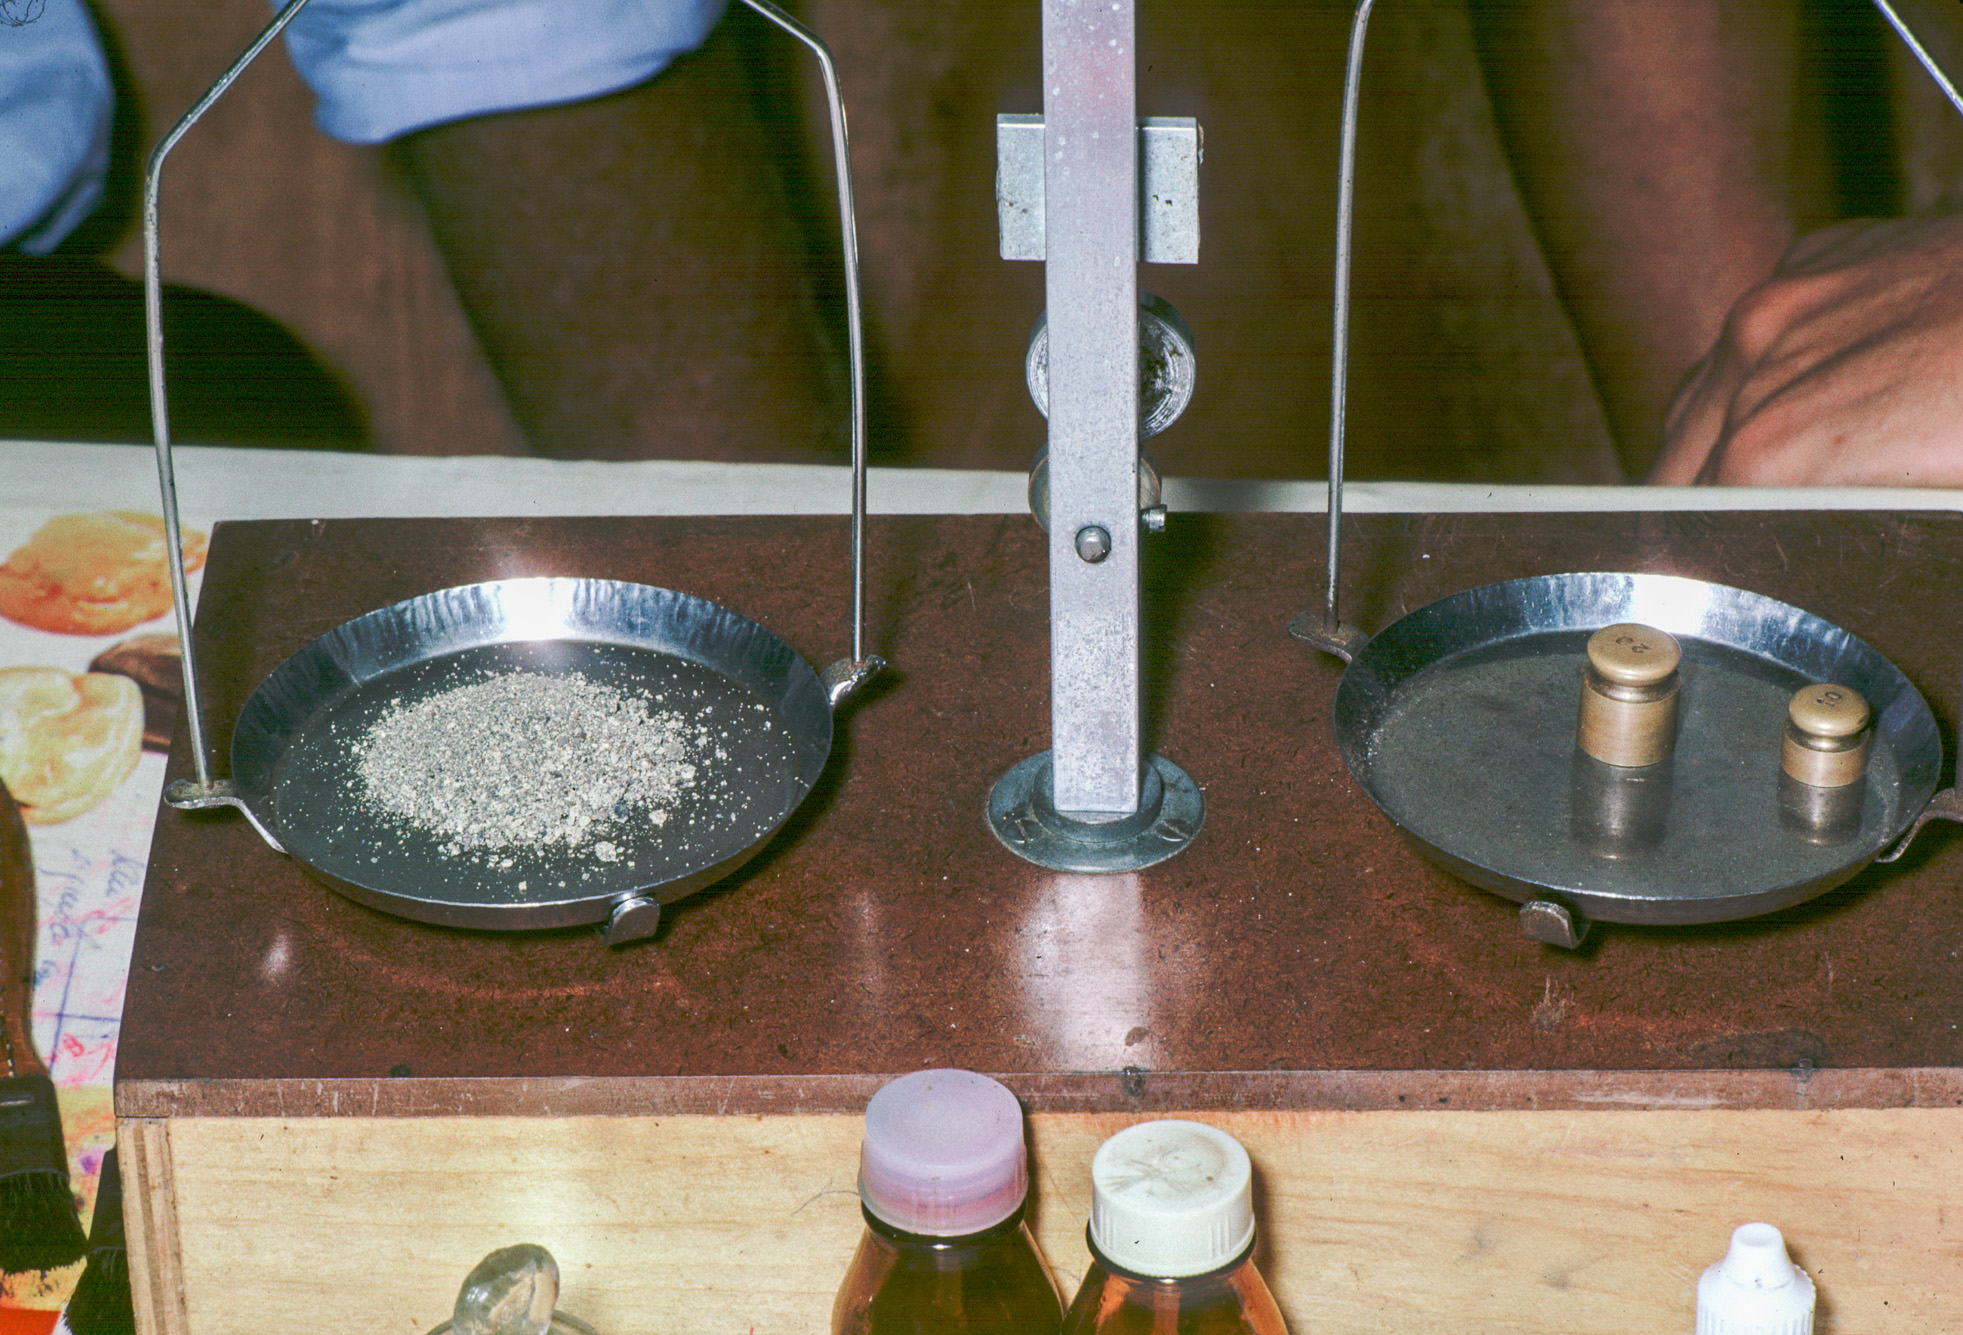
left=858, top=1069, right=1029, bottom=1236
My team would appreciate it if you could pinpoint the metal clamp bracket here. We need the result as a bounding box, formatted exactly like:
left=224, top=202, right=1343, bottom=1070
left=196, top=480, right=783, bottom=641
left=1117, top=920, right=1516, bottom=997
left=996, top=115, right=1201, bottom=265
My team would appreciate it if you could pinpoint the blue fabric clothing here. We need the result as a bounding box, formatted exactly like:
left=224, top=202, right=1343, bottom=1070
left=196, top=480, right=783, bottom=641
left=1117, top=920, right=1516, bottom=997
left=279, top=0, right=729, bottom=144
left=0, top=0, right=725, bottom=248
left=0, top=0, right=111, bottom=252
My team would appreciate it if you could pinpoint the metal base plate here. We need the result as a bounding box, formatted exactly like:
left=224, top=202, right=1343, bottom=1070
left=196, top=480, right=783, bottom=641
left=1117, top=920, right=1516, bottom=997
left=987, top=750, right=1202, bottom=872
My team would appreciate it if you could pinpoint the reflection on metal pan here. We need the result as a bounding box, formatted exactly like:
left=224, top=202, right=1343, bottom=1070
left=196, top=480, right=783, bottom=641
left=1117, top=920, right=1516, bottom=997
left=1332, top=572, right=1940, bottom=927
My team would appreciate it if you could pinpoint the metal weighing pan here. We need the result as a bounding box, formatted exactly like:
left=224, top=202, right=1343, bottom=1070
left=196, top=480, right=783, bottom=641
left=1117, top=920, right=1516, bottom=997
left=218, top=578, right=837, bottom=936
left=142, top=0, right=882, bottom=944
left=1319, top=571, right=1940, bottom=931
left=1291, top=0, right=1962, bottom=946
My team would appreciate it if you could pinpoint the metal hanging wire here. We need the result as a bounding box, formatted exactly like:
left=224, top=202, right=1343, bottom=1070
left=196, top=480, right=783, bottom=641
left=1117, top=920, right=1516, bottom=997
left=1299, top=0, right=1959, bottom=660
left=144, top=0, right=881, bottom=804
left=144, top=0, right=318, bottom=796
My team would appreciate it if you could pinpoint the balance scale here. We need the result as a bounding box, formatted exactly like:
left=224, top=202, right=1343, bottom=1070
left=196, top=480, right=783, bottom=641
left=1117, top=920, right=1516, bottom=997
left=116, top=3, right=1963, bottom=1333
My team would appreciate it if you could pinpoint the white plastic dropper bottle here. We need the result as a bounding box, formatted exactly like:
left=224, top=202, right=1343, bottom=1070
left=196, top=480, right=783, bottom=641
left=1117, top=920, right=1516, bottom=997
left=1696, top=1223, right=1816, bottom=1335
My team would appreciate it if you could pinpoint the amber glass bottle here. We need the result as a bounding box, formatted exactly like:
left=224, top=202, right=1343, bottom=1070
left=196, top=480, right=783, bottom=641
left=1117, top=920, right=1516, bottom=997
left=832, top=1069, right=1065, bottom=1335
left=1059, top=1121, right=1287, bottom=1335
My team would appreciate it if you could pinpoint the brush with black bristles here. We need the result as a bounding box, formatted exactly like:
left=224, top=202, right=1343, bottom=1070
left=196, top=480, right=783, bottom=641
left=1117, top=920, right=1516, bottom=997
left=0, top=777, right=87, bottom=1273
left=65, top=1147, right=132, bottom=1335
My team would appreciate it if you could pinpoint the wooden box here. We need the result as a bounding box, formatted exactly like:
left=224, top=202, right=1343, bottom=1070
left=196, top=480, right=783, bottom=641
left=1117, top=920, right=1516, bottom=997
left=120, top=512, right=1963, bottom=1333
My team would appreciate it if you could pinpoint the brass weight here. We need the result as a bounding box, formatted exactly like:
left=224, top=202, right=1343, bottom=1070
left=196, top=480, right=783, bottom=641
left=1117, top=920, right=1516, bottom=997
left=1782, top=684, right=1872, bottom=788
left=1577, top=624, right=1681, bottom=768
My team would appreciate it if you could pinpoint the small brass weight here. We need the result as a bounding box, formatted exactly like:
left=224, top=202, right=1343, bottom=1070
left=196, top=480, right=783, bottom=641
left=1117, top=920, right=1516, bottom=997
left=1779, top=683, right=1872, bottom=843
left=1577, top=623, right=1681, bottom=768
left=1782, top=684, right=1872, bottom=788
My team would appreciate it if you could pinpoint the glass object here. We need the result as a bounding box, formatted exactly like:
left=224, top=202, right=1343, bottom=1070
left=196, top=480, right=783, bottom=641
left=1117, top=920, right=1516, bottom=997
left=426, top=1244, right=600, bottom=1335
left=832, top=1069, right=1064, bottom=1334
left=1060, top=1120, right=1287, bottom=1335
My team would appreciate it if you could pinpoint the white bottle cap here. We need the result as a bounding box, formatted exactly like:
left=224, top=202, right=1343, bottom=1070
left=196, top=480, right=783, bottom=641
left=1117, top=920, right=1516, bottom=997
left=1696, top=1223, right=1815, bottom=1335
left=1088, top=1120, right=1255, bottom=1278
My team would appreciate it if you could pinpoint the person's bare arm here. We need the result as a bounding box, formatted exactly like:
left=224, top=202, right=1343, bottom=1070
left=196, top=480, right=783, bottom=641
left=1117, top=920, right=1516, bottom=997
left=1470, top=0, right=1824, bottom=478
left=388, top=10, right=845, bottom=462
left=1654, top=211, right=1963, bottom=484
left=1652, top=4, right=1963, bottom=487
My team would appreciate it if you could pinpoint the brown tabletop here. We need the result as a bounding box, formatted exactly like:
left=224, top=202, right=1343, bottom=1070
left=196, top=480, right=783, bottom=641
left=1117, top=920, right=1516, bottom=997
left=117, top=511, right=1963, bottom=1117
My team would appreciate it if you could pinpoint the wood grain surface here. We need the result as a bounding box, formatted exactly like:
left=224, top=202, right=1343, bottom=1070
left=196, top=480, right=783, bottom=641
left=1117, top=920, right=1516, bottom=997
left=115, top=510, right=1963, bottom=1332
left=122, top=1106, right=1963, bottom=1335
left=119, top=512, right=1963, bottom=1105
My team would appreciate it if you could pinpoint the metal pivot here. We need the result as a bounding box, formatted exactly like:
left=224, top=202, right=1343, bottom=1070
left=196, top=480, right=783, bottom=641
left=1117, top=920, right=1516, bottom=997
left=989, top=0, right=1201, bottom=871
left=603, top=895, right=662, bottom=946
left=1519, top=899, right=1591, bottom=951
left=148, top=0, right=882, bottom=827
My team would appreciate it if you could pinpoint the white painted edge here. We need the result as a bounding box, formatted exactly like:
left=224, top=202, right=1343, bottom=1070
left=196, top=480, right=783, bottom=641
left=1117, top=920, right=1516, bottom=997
left=6, top=440, right=1961, bottom=520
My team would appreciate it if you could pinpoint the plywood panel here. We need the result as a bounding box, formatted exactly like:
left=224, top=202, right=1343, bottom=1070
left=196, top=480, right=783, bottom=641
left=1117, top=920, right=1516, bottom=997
left=132, top=1107, right=1963, bottom=1335
left=120, top=1118, right=188, bottom=1335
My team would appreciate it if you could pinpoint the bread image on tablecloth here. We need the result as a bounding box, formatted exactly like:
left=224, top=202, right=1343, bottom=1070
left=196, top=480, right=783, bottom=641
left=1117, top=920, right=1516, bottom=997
left=0, top=511, right=208, bottom=636
left=0, top=668, right=143, bottom=823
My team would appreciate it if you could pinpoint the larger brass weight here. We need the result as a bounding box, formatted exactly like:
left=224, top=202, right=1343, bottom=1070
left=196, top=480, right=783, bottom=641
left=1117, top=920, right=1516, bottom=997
left=1577, top=623, right=1681, bottom=768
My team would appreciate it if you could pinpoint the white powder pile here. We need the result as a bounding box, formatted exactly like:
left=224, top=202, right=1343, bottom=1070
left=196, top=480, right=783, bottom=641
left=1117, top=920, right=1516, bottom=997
left=353, top=671, right=702, bottom=856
